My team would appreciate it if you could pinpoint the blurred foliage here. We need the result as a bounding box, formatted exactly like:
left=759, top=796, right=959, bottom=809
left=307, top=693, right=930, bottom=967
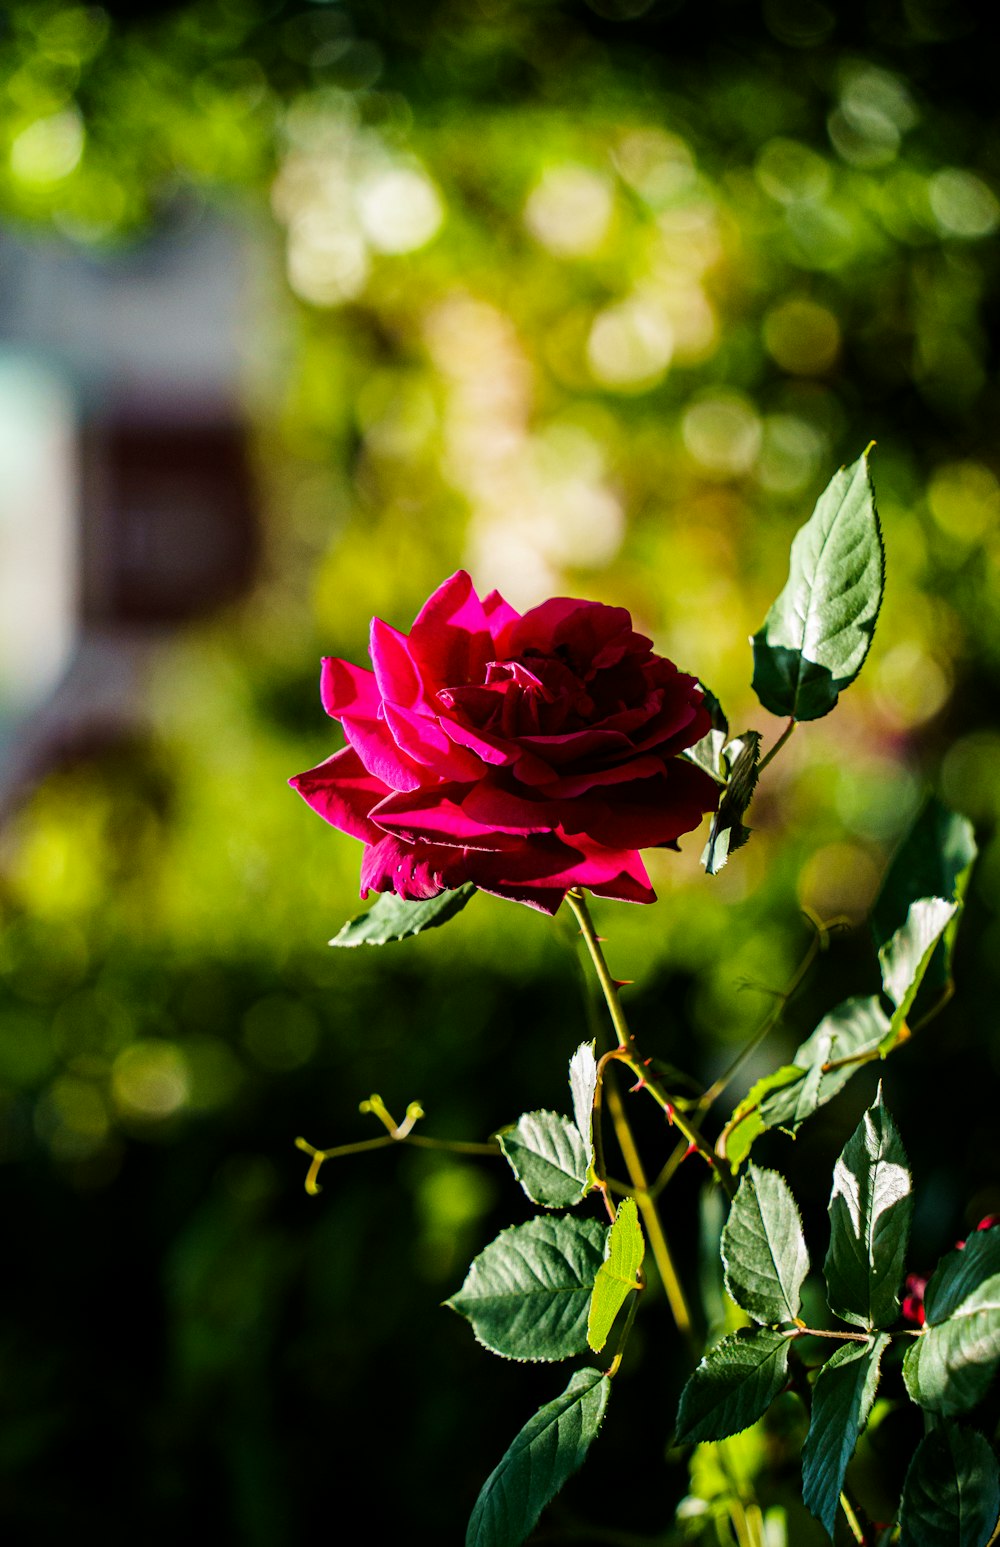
left=2, top=0, right=1000, bottom=1540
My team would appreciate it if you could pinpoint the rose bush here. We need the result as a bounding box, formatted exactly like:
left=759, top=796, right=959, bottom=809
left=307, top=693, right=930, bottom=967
left=290, top=570, right=718, bottom=912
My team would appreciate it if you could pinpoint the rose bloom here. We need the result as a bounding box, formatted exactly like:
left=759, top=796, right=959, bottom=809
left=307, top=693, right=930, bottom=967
left=290, top=571, right=718, bottom=914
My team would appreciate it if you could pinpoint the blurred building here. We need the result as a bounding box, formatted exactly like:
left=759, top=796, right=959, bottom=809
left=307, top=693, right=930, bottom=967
left=0, top=208, right=260, bottom=812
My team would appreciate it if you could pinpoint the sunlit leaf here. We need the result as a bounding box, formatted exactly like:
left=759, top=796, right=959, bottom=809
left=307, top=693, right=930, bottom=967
left=751, top=448, right=884, bottom=721
left=878, top=897, right=958, bottom=1047
left=899, top=1426, right=1000, bottom=1547
left=722, top=1165, right=809, bottom=1326
left=675, top=1328, right=790, bottom=1443
left=587, top=1196, right=644, bottom=1353
left=872, top=796, right=977, bottom=996
left=719, top=997, right=889, bottom=1165
left=904, top=1274, right=1000, bottom=1415
left=466, top=1367, right=611, bottom=1547
left=447, top=1215, right=605, bottom=1362
left=498, top=1110, right=591, bottom=1208
left=801, top=1334, right=888, bottom=1538
left=824, top=1086, right=911, bottom=1330
left=329, top=883, right=476, bottom=946
left=568, top=1040, right=597, bottom=1171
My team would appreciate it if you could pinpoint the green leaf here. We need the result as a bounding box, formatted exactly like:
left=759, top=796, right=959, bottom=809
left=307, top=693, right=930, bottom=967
left=719, top=996, right=889, bottom=1165
left=824, top=1085, right=912, bottom=1330
left=702, top=732, right=762, bottom=875
left=751, top=448, right=884, bottom=722
left=329, top=883, right=476, bottom=946
left=466, top=1367, right=611, bottom=1547
left=925, top=1225, right=1000, bottom=1324
left=872, top=796, right=977, bottom=996
left=447, top=1215, right=606, bottom=1363
left=903, top=1274, right=1000, bottom=1415
left=568, top=1041, right=597, bottom=1169
left=878, top=897, right=958, bottom=1047
left=587, top=1196, right=644, bottom=1353
left=722, top=1165, right=809, bottom=1326
left=498, top=1111, right=591, bottom=1209
left=801, top=1334, right=889, bottom=1538
left=899, top=1426, right=1000, bottom=1547
left=682, top=686, right=729, bottom=782
left=675, top=1328, right=790, bottom=1444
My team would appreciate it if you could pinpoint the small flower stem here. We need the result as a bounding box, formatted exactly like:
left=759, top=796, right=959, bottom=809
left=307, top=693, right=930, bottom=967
left=605, top=1279, right=643, bottom=1378
left=787, top=1325, right=874, bottom=1344
left=839, top=1490, right=866, bottom=1545
left=756, top=716, right=796, bottom=774
left=295, top=1130, right=499, bottom=1193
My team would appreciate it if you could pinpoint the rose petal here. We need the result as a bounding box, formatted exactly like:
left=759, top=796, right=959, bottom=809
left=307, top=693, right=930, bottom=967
left=409, top=570, right=494, bottom=690
left=360, top=834, right=458, bottom=900
left=370, top=617, right=424, bottom=710
left=383, top=701, right=483, bottom=779
left=289, top=746, right=389, bottom=841
left=320, top=657, right=381, bottom=721
left=342, top=715, right=424, bottom=793
left=482, top=587, right=521, bottom=643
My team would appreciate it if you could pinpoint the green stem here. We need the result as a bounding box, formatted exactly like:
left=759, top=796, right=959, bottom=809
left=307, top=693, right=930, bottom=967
left=839, top=1490, right=866, bottom=1545
left=757, top=716, right=796, bottom=774
left=566, top=891, right=724, bottom=1188
left=605, top=1280, right=643, bottom=1378
left=295, top=1131, right=499, bottom=1193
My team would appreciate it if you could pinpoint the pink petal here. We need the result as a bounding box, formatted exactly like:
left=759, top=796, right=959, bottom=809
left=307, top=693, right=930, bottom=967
left=360, top=835, right=454, bottom=900
left=289, top=746, right=389, bottom=842
left=383, top=701, right=483, bottom=779
left=370, top=617, right=424, bottom=710
left=320, top=657, right=381, bottom=721
left=342, top=715, right=424, bottom=793
left=372, top=783, right=545, bottom=844
left=409, top=570, right=494, bottom=690
left=482, top=587, right=521, bottom=644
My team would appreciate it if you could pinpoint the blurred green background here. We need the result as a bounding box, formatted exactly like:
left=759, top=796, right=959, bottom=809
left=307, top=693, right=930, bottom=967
left=2, top=1, right=1000, bottom=1540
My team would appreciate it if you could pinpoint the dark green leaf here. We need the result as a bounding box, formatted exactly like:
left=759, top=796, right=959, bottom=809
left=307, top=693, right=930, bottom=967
left=466, top=1367, right=611, bottom=1547
left=722, top=1165, right=809, bottom=1326
left=675, top=1328, right=790, bottom=1443
left=447, top=1215, right=605, bottom=1363
left=824, top=1086, right=911, bottom=1330
left=719, top=996, right=889, bottom=1166
left=925, top=1226, right=1000, bottom=1324
left=587, top=1197, right=644, bottom=1352
left=899, top=1426, right=1000, bottom=1547
left=702, top=732, right=762, bottom=874
left=872, top=796, right=977, bottom=996
left=903, top=1275, right=1000, bottom=1415
left=329, top=883, right=475, bottom=946
left=751, top=449, right=884, bottom=721
left=498, top=1111, right=591, bottom=1209
left=682, top=686, right=729, bottom=782
left=801, top=1334, right=888, bottom=1538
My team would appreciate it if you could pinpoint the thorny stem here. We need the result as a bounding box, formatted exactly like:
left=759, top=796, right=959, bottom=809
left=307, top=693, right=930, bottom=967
left=565, top=891, right=762, bottom=1547
left=756, top=716, right=796, bottom=774
left=566, top=891, right=724, bottom=1186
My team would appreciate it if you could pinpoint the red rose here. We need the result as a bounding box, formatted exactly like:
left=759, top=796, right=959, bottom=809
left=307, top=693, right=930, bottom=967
left=290, top=571, right=718, bottom=914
